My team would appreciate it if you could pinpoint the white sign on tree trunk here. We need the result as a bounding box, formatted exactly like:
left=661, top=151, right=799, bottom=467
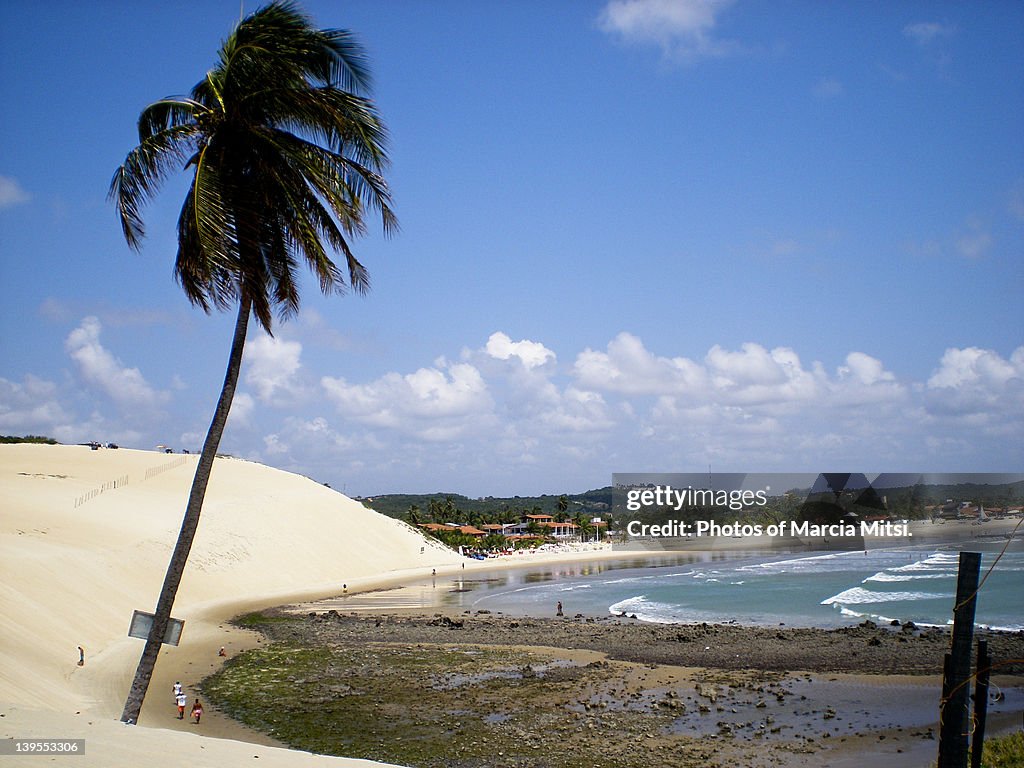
left=128, top=610, right=184, bottom=646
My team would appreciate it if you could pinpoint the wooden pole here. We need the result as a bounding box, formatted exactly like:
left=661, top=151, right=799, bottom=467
left=937, top=551, right=981, bottom=768
left=970, top=639, right=991, bottom=768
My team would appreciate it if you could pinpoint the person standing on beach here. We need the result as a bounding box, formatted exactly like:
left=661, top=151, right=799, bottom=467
left=77, top=646, right=84, bottom=666
left=556, top=601, right=563, bottom=617
left=190, top=699, right=203, bottom=724
left=175, top=692, right=187, bottom=719
left=173, top=681, right=182, bottom=701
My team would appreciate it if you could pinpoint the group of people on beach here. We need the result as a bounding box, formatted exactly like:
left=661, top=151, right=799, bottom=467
left=173, top=681, right=203, bottom=724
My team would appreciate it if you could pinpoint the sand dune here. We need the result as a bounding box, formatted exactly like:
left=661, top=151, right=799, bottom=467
left=1, top=443, right=461, bottom=767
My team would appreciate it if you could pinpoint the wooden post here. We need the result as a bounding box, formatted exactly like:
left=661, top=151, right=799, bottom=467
left=937, top=551, right=981, bottom=768
left=970, top=639, right=991, bottom=768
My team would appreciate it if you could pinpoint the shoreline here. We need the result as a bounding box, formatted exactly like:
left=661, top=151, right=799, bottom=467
left=200, top=608, right=1024, bottom=768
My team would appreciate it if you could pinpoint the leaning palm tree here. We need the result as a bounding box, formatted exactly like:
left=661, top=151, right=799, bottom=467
left=110, top=0, right=395, bottom=724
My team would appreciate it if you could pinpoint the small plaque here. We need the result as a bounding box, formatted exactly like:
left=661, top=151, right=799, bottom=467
left=128, top=610, right=184, bottom=646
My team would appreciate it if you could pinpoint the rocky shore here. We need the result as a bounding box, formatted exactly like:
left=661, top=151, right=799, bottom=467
left=198, top=610, right=1024, bottom=768
left=278, top=608, right=1024, bottom=676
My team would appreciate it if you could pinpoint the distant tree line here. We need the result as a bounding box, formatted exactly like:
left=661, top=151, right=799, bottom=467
left=404, top=494, right=605, bottom=553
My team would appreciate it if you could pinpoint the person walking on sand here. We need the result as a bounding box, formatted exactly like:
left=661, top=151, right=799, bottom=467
left=190, top=699, right=203, bottom=724
left=173, top=681, right=183, bottom=701
left=175, top=692, right=187, bottom=719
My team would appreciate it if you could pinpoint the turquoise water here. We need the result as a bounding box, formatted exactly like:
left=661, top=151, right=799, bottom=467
left=461, top=542, right=1023, bottom=630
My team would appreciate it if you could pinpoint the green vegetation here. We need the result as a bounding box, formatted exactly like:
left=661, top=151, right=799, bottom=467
left=234, top=611, right=300, bottom=628
left=201, top=640, right=709, bottom=768
left=0, top=435, right=58, bottom=444
left=975, top=731, right=1024, bottom=768
left=361, top=489, right=613, bottom=524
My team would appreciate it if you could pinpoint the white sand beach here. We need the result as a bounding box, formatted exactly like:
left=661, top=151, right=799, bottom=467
left=1, top=443, right=468, bottom=767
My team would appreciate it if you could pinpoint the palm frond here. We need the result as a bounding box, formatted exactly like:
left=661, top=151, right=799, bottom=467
left=113, top=0, right=394, bottom=332
left=109, top=122, right=201, bottom=249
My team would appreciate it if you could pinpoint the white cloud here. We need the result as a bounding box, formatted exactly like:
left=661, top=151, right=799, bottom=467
left=573, top=334, right=829, bottom=405
left=484, top=332, right=556, bottom=369
left=244, top=333, right=304, bottom=403
left=598, top=0, right=738, bottom=60
left=229, top=392, right=255, bottom=427
left=927, top=347, right=1021, bottom=391
left=903, top=21, right=954, bottom=46
left=574, top=332, right=709, bottom=395
left=322, top=361, right=494, bottom=441
left=263, top=433, right=289, bottom=455
left=64, top=316, right=168, bottom=408
left=838, top=352, right=894, bottom=386
left=0, top=175, right=30, bottom=209
left=0, top=375, right=72, bottom=434
left=920, top=347, right=1024, bottom=442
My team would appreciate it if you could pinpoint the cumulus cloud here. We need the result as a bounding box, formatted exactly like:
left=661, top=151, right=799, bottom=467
left=263, top=433, right=289, bottom=455
left=574, top=332, right=708, bottom=395
left=0, top=175, right=30, bottom=209
left=574, top=333, right=830, bottom=405
left=484, top=332, right=556, bottom=369
left=917, top=347, right=1024, bottom=446
left=244, top=333, right=304, bottom=403
left=322, top=361, right=494, bottom=441
left=0, top=375, right=72, bottom=434
left=598, top=0, right=738, bottom=60
left=705, top=343, right=821, bottom=404
left=927, top=347, right=1021, bottom=392
left=839, top=352, right=895, bottom=387
left=65, top=316, right=167, bottom=408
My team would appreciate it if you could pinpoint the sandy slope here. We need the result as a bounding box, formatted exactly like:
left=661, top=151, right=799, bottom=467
left=0, top=443, right=461, bottom=767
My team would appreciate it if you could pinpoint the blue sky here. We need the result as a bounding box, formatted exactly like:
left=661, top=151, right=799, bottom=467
left=1, top=0, right=1022, bottom=497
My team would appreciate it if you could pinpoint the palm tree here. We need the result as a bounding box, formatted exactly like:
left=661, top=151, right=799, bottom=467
left=110, top=1, right=395, bottom=724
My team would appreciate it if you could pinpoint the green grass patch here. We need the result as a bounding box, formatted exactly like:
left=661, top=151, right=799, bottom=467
left=975, top=731, right=1024, bottom=768
left=200, top=641, right=705, bottom=768
left=232, top=611, right=298, bottom=628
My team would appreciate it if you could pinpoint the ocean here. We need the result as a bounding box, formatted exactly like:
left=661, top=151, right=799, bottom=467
left=456, top=540, right=1023, bottom=631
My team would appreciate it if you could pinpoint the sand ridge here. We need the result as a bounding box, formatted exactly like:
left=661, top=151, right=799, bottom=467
left=1, top=443, right=463, bottom=767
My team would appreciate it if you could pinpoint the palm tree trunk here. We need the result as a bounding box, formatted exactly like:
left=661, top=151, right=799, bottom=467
left=120, top=295, right=251, bottom=724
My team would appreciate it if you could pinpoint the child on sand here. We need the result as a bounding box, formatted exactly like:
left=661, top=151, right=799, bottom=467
left=190, top=699, right=203, bottom=724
